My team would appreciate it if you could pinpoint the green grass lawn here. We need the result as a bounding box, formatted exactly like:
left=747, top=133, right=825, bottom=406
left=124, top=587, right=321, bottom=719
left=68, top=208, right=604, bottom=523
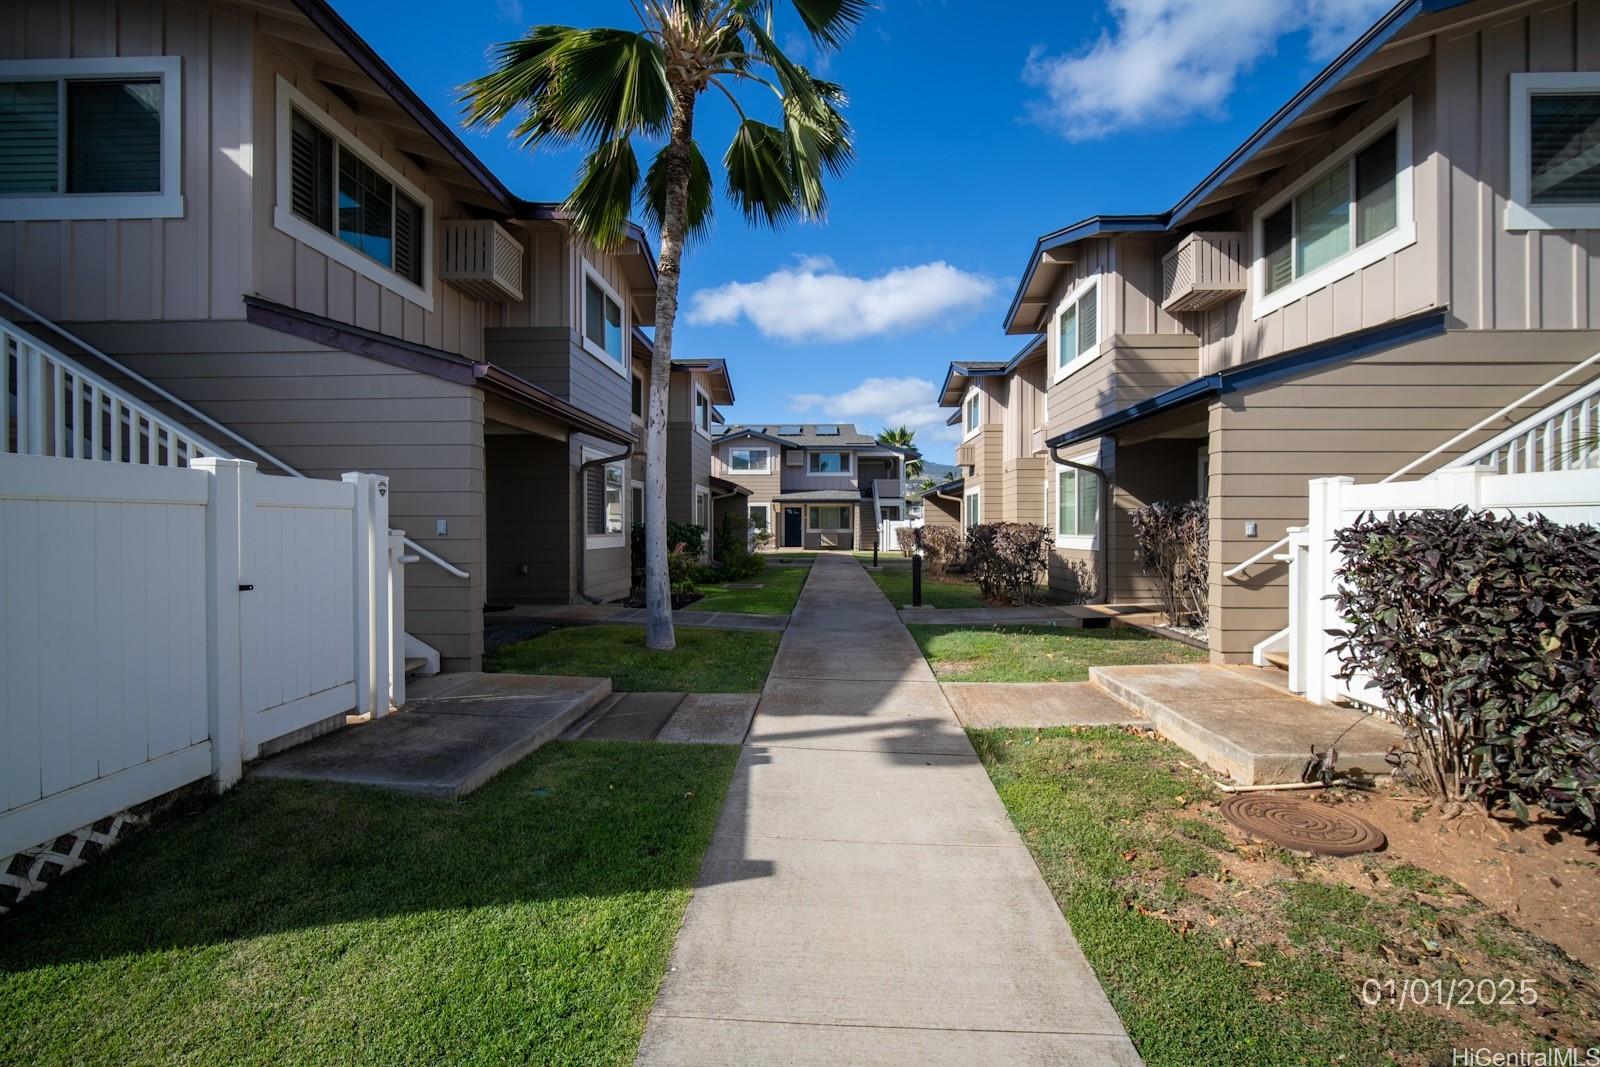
left=488, top=624, right=779, bottom=692
left=0, top=741, right=740, bottom=1067
left=684, top=562, right=809, bottom=615
left=909, top=624, right=1205, bottom=682
left=867, top=567, right=986, bottom=609
left=969, top=728, right=1594, bottom=1065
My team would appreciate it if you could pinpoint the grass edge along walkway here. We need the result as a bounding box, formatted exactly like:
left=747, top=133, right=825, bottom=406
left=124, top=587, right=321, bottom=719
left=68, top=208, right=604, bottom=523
left=488, top=623, right=781, bottom=693
left=909, top=623, right=1205, bottom=683
left=0, top=740, right=742, bottom=1067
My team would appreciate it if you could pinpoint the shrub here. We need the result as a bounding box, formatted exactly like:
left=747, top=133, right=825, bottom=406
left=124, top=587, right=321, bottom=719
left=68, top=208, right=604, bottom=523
left=1131, top=500, right=1208, bottom=627
left=630, top=520, right=710, bottom=596
left=966, top=522, right=1052, bottom=604
left=668, top=545, right=698, bottom=596
left=712, top=514, right=767, bottom=581
left=668, top=520, right=705, bottom=559
left=1331, top=507, right=1600, bottom=828
left=910, top=524, right=963, bottom=578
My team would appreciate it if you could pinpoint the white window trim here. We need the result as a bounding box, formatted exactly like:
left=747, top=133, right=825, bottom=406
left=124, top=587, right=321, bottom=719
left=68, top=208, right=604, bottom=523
left=0, top=56, right=183, bottom=221
left=806, top=504, right=854, bottom=533
left=964, top=488, right=981, bottom=528
left=1054, top=452, right=1098, bottom=550
left=727, top=446, right=771, bottom=474
left=1052, top=274, right=1103, bottom=383
left=747, top=501, right=771, bottom=528
left=1507, top=72, right=1600, bottom=230
left=805, top=450, right=853, bottom=477
left=273, top=77, right=433, bottom=310
left=693, top=486, right=712, bottom=536
left=1251, top=97, right=1415, bottom=320
left=582, top=447, right=626, bottom=549
left=579, top=260, right=629, bottom=377
left=693, top=384, right=712, bottom=439
left=962, top=389, right=983, bottom=441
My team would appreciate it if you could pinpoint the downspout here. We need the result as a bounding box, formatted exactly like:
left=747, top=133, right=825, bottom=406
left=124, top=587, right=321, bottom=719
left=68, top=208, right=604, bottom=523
left=1049, top=444, right=1112, bottom=604
left=576, top=443, right=634, bottom=605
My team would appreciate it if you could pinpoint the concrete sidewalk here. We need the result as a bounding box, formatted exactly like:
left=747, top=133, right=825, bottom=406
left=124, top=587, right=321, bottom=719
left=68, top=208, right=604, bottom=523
left=637, top=554, right=1141, bottom=1065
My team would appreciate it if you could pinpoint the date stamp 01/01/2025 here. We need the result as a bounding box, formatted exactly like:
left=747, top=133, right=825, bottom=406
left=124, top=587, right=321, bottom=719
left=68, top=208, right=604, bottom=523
left=1360, top=978, right=1598, bottom=1067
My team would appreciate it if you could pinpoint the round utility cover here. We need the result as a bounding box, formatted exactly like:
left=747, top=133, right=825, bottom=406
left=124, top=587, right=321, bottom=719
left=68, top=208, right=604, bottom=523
left=1219, top=793, right=1386, bottom=856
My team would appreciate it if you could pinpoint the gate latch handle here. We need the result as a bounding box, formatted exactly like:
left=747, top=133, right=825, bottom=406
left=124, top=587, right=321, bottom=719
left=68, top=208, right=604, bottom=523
left=238, top=584, right=254, bottom=591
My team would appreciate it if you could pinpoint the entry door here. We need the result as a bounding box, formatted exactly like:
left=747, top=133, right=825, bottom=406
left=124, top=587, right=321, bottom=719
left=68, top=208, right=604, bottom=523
left=783, top=507, right=803, bottom=547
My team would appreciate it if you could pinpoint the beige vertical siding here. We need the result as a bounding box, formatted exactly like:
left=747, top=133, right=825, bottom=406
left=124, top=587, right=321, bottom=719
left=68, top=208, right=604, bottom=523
left=66, top=318, right=488, bottom=669
left=0, top=0, right=254, bottom=323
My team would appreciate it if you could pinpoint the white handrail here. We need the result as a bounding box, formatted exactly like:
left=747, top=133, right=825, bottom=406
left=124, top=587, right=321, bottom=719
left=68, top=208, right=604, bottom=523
left=1, top=290, right=306, bottom=478
left=4, top=316, right=228, bottom=465
left=1441, top=372, right=1600, bottom=474
left=1385, top=349, right=1600, bottom=483
left=1222, top=534, right=1290, bottom=579
left=401, top=535, right=470, bottom=579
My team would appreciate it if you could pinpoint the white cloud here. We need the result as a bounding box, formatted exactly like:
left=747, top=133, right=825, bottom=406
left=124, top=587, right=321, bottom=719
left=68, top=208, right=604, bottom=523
left=496, top=0, right=524, bottom=24
left=686, top=256, right=1000, bottom=343
left=1023, top=0, right=1393, bottom=141
left=788, top=376, right=961, bottom=445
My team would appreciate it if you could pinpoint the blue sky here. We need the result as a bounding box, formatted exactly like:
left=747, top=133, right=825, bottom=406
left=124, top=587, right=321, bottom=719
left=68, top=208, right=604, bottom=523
left=336, top=0, right=1394, bottom=461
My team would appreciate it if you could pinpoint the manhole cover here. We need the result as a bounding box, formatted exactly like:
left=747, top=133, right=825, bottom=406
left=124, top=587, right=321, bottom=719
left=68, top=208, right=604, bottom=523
left=1219, top=793, right=1386, bottom=856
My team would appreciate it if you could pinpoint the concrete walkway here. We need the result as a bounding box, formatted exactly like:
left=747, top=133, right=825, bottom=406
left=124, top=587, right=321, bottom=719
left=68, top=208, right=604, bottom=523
left=637, top=554, right=1141, bottom=1065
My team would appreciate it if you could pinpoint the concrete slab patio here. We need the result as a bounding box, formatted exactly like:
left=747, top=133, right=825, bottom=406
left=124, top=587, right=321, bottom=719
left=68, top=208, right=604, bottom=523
left=253, top=673, right=610, bottom=798
left=637, top=553, right=1141, bottom=1066
left=1090, top=664, right=1403, bottom=785
left=943, top=681, right=1147, bottom=729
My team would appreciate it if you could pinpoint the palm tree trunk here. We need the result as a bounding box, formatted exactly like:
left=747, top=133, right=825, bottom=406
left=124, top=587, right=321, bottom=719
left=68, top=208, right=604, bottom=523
left=642, top=80, right=698, bottom=651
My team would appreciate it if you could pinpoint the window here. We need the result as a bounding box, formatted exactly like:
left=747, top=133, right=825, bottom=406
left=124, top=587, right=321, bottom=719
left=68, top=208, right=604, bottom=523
left=729, top=447, right=770, bottom=473
left=748, top=503, right=770, bottom=530
left=1253, top=98, right=1413, bottom=318
left=1508, top=73, right=1600, bottom=230
left=694, top=488, right=711, bottom=533
left=1056, top=464, right=1099, bottom=544
left=584, top=458, right=626, bottom=547
left=275, top=78, right=432, bottom=308
left=809, top=505, right=852, bottom=531
left=880, top=505, right=902, bottom=522
left=631, top=481, right=644, bottom=525
left=964, top=491, right=981, bottom=528
left=963, top=392, right=982, bottom=438
left=694, top=388, right=711, bottom=437
left=582, top=265, right=626, bottom=371
left=808, top=451, right=851, bottom=475
left=0, top=56, right=182, bottom=220
left=631, top=373, right=644, bottom=421
left=1053, top=279, right=1099, bottom=379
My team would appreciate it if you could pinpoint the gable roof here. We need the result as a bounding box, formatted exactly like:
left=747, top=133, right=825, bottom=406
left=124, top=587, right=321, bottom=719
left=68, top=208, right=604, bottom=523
left=716, top=423, right=884, bottom=449
left=939, top=334, right=1048, bottom=405
left=672, top=358, right=735, bottom=405
left=1001, top=0, right=1475, bottom=334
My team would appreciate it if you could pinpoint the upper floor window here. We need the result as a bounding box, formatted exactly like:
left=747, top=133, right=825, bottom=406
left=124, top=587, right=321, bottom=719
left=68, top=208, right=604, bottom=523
left=694, top=388, right=711, bottom=437
left=582, top=264, right=626, bottom=372
left=1508, top=73, right=1600, bottom=230
left=0, top=57, right=182, bottom=220
left=274, top=78, right=432, bottom=309
left=1053, top=279, right=1099, bottom=380
left=1252, top=98, right=1413, bottom=319
left=963, top=392, right=981, bottom=438
left=631, top=372, right=644, bottom=421
left=808, top=450, right=851, bottom=475
left=729, top=447, right=770, bottom=473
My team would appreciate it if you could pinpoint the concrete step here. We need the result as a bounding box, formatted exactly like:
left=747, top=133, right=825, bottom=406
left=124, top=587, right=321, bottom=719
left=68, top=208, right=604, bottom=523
left=1263, top=650, right=1290, bottom=671
left=403, top=656, right=428, bottom=678
left=561, top=693, right=624, bottom=740
left=1088, top=664, right=1402, bottom=785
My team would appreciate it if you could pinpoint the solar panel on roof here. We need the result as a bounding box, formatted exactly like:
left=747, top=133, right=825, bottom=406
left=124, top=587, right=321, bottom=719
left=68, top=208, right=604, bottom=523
left=815, top=425, right=838, bottom=435
left=778, top=424, right=803, bottom=435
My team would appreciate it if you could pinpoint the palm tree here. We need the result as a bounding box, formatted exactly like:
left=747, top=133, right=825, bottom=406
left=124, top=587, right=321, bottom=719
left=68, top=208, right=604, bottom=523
left=460, top=2, right=863, bottom=650
left=877, top=424, right=922, bottom=480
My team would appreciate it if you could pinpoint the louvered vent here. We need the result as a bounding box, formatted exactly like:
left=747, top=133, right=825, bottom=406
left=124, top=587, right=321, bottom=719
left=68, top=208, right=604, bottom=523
left=440, top=219, right=524, bottom=303
left=289, top=110, right=333, bottom=231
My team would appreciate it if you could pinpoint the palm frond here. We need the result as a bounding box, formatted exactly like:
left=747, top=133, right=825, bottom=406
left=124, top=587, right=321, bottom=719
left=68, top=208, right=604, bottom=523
left=723, top=119, right=799, bottom=227
left=459, top=26, right=669, bottom=150
left=786, top=0, right=870, bottom=50
left=642, top=141, right=715, bottom=242
left=567, top=138, right=642, bottom=250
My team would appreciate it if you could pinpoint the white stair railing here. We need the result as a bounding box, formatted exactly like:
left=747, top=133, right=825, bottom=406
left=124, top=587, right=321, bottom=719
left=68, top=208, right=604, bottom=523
left=4, top=315, right=227, bottom=467
left=1442, top=373, right=1600, bottom=475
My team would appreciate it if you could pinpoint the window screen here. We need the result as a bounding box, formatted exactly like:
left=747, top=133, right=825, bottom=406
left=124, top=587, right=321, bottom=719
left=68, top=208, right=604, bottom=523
left=66, top=80, right=161, bottom=193
left=289, top=110, right=334, bottom=231
left=0, top=82, right=60, bottom=193
left=1530, top=94, right=1600, bottom=204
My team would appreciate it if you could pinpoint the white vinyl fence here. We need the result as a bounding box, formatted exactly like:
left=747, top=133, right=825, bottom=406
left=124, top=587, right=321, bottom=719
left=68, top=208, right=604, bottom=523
left=879, top=518, right=918, bottom=552
left=1286, top=465, right=1600, bottom=709
left=0, top=453, right=408, bottom=858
